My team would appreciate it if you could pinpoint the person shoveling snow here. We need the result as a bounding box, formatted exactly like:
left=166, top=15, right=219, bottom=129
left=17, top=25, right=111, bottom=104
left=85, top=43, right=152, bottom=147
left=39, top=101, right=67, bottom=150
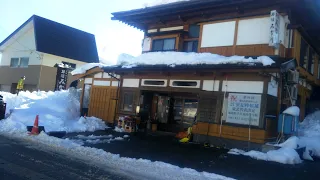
left=0, top=90, right=107, bottom=133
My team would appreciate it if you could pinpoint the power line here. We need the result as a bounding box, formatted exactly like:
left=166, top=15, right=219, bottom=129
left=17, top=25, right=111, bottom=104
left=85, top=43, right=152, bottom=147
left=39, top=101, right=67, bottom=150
left=0, top=25, right=43, bottom=60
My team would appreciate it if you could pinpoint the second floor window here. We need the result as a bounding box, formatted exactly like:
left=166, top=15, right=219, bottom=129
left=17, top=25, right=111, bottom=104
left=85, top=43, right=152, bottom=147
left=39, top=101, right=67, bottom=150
left=152, top=38, right=176, bottom=51
left=183, top=41, right=198, bottom=53
left=62, top=61, right=76, bottom=70
left=10, top=57, right=29, bottom=68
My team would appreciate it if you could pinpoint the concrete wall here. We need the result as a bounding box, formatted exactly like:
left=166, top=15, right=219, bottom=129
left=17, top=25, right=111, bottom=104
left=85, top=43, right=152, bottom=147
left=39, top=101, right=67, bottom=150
left=0, top=65, right=40, bottom=92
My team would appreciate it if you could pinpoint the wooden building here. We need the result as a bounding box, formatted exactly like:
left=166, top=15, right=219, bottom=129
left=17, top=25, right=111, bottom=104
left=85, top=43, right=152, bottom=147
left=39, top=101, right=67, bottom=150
left=73, top=67, right=120, bottom=125
left=76, top=0, right=320, bottom=149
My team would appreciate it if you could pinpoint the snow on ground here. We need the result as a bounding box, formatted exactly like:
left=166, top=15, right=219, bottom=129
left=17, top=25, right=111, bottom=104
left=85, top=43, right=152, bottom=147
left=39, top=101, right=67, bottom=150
left=114, top=126, right=125, bottom=132
left=69, top=134, right=127, bottom=145
left=70, top=63, right=108, bottom=75
left=0, top=90, right=107, bottom=133
left=229, top=110, right=320, bottom=164
left=299, top=111, right=320, bottom=137
left=118, top=52, right=275, bottom=68
left=143, top=0, right=189, bottom=7
left=228, top=147, right=302, bottom=165
left=124, top=135, right=130, bottom=138
left=1, top=131, right=233, bottom=180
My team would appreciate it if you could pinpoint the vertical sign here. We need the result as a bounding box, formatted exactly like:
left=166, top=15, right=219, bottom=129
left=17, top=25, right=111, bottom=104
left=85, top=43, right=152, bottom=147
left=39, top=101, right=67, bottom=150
left=269, top=10, right=280, bottom=48
left=55, top=67, right=69, bottom=91
left=226, top=93, right=262, bottom=126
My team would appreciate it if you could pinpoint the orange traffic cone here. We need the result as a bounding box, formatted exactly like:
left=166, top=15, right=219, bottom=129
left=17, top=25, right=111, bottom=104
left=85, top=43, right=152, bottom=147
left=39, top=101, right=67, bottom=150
left=29, top=115, right=39, bottom=135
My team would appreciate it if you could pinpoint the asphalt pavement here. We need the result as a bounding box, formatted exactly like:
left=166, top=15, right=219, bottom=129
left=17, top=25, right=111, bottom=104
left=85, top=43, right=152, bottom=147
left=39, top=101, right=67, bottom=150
left=70, top=130, right=320, bottom=180
left=0, top=135, right=131, bottom=180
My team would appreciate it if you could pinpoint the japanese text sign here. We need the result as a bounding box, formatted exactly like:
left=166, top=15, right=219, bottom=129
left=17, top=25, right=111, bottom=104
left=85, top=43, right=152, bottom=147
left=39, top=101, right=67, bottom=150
left=269, top=10, right=280, bottom=48
left=226, top=93, right=262, bottom=126
left=55, top=67, right=69, bottom=91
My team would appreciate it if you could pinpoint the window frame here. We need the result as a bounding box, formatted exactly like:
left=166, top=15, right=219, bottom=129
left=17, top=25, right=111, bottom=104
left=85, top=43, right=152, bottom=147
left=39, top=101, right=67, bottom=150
left=62, top=61, right=76, bottom=70
left=152, top=38, right=176, bottom=52
left=183, top=40, right=199, bottom=53
left=121, top=91, right=135, bottom=112
left=10, top=57, right=29, bottom=68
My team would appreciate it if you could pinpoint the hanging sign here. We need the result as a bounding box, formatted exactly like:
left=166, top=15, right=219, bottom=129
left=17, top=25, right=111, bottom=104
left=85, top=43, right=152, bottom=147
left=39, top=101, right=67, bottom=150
left=269, top=10, right=280, bottom=48
left=226, top=93, right=262, bottom=126
left=54, top=65, right=69, bottom=91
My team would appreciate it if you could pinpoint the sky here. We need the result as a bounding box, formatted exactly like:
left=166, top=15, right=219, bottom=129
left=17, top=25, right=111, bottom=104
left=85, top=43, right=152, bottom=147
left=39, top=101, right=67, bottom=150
left=0, top=0, right=169, bottom=65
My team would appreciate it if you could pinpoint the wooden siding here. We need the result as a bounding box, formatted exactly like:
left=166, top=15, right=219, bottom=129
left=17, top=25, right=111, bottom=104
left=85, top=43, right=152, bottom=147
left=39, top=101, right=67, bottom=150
left=235, top=44, right=274, bottom=56
left=192, top=122, right=270, bottom=144
left=199, top=44, right=275, bottom=56
left=88, top=86, right=118, bottom=124
left=199, top=46, right=233, bottom=56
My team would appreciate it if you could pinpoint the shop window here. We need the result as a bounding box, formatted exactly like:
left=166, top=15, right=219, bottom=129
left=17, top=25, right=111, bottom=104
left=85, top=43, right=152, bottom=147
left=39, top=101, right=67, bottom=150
left=122, top=92, right=134, bottom=112
left=143, top=80, right=165, bottom=86
left=183, top=99, right=198, bottom=127
left=300, top=39, right=308, bottom=70
left=152, top=38, right=176, bottom=51
left=183, top=41, right=198, bottom=53
left=172, top=81, right=198, bottom=87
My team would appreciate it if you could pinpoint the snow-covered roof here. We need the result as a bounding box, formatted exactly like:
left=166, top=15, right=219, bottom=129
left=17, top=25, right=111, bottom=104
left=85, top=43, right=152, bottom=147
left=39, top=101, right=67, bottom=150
left=143, top=0, right=190, bottom=7
left=118, top=52, right=275, bottom=68
left=71, top=63, right=108, bottom=76
left=72, top=52, right=278, bottom=75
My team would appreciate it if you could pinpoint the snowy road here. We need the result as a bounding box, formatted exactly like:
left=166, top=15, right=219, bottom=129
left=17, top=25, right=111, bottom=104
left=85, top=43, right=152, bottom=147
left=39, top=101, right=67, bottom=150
left=0, top=135, right=130, bottom=180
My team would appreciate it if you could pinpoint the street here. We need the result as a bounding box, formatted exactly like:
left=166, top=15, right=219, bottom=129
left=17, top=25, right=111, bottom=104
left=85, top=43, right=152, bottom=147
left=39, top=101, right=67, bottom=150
left=69, top=130, right=320, bottom=180
left=0, top=135, right=130, bottom=180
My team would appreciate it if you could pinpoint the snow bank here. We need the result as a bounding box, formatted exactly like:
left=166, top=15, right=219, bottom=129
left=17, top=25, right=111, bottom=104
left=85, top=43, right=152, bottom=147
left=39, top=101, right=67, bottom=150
left=283, top=106, right=300, bottom=116
left=117, top=52, right=275, bottom=68
left=70, top=63, right=108, bottom=75
left=143, top=0, right=189, bottom=7
left=4, top=132, right=233, bottom=180
left=0, top=91, right=107, bottom=133
left=229, top=147, right=302, bottom=165
left=299, top=111, right=320, bottom=137
left=230, top=110, right=320, bottom=164
left=114, top=126, right=125, bottom=132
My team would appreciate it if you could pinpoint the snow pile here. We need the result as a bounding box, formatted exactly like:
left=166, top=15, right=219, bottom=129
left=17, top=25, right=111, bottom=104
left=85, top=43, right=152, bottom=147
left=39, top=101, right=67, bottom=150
left=283, top=106, right=300, bottom=116
left=229, top=147, right=302, bottom=165
left=0, top=91, right=107, bottom=133
left=114, top=126, right=125, bottom=132
left=143, top=0, right=189, bottom=7
left=114, top=136, right=124, bottom=141
left=70, top=63, right=108, bottom=75
left=70, top=134, right=127, bottom=144
left=3, top=132, right=233, bottom=179
left=76, top=134, right=113, bottom=139
left=299, top=111, right=320, bottom=137
left=118, top=52, right=275, bottom=68
left=229, top=111, right=320, bottom=164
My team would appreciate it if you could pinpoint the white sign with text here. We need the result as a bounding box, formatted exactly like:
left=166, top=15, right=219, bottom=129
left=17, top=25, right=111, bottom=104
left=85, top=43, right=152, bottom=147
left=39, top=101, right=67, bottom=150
left=226, top=93, right=262, bottom=126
